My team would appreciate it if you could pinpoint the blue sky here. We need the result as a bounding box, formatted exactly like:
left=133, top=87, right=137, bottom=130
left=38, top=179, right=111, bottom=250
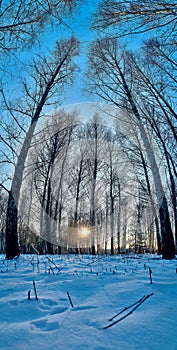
left=57, top=0, right=101, bottom=105
left=57, top=1, right=151, bottom=106
left=1, top=1, right=100, bottom=106
left=2, top=0, right=152, bottom=107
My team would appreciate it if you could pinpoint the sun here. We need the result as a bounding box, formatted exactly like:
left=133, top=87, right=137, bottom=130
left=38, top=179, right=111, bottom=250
left=80, top=227, right=90, bottom=237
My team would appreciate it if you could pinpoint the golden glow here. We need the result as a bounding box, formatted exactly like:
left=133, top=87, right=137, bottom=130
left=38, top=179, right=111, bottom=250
left=80, top=227, right=90, bottom=237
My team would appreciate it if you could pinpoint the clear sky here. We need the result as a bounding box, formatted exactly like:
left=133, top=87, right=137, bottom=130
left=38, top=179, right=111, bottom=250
left=58, top=0, right=101, bottom=105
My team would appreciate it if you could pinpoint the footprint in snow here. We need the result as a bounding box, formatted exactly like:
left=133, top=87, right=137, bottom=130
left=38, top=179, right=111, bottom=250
left=31, top=319, right=59, bottom=332
left=50, top=306, right=68, bottom=315
left=40, top=299, right=58, bottom=306
left=38, top=299, right=58, bottom=311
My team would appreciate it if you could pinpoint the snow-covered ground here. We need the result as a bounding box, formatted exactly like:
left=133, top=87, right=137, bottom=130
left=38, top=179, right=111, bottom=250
left=0, top=254, right=177, bottom=350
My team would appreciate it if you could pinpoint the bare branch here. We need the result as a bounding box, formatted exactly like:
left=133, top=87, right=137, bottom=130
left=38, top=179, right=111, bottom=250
left=0, top=0, right=79, bottom=52
left=92, top=1, right=177, bottom=38
left=0, top=183, right=9, bottom=193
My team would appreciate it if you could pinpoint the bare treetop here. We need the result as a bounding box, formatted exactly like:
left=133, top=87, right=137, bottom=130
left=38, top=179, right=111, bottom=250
left=0, top=0, right=79, bottom=52
left=92, top=1, right=177, bottom=37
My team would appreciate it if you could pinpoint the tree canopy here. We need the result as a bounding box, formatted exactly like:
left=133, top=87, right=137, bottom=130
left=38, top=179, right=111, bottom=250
left=92, top=1, right=177, bottom=38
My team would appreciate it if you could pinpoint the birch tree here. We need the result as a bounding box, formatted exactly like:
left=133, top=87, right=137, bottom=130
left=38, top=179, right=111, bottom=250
left=3, top=37, right=79, bottom=259
left=123, top=47, right=177, bottom=251
left=103, top=130, right=122, bottom=255
left=0, top=0, right=78, bottom=52
left=93, top=1, right=177, bottom=38
left=87, top=37, right=175, bottom=259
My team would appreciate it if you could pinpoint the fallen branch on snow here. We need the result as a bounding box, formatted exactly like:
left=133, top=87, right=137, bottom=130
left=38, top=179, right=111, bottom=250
left=108, top=295, right=146, bottom=321
left=103, top=293, right=153, bottom=330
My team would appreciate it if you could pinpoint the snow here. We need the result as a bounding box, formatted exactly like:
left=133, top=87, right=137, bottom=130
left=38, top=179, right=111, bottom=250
left=0, top=254, right=177, bottom=350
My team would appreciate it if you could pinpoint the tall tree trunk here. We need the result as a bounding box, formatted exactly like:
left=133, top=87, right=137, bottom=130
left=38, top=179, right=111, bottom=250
left=118, top=67, right=175, bottom=259
left=147, top=113, right=177, bottom=252
left=73, top=159, right=84, bottom=255
left=136, top=189, right=144, bottom=253
left=154, top=122, right=177, bottom=252
left=110, top=197, right=114, bottom=255
left=53, top=128, right=72, bottom=253
left=155, top=216, right=162, bottom=255
left=131, top=119, right=162, bottom=255
left=159, top=196, right=175, bottom=259
left=90, top=125, right=98, bottom=255
left=45, top=177, right=53, bottom=254
left=74, top=159, right=83, bottom=223
left=6, top=190, right=20, bottom=259
left=39, top=157, right=53, bottom=253
left=122, top=199, right=127, bottom=253
left=109, top=152, right=114, bottom=255
left=105, top=192, right=109, bottom=254
left=117, top=183, right=121, bottom=254
left=5, top=40, right=77, bottom=259
left=6, top=122, right=36, bottom=259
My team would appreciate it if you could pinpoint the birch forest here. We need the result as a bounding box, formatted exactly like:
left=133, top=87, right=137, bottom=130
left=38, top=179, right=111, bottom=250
left=0, top=1, right=176, bottom=259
